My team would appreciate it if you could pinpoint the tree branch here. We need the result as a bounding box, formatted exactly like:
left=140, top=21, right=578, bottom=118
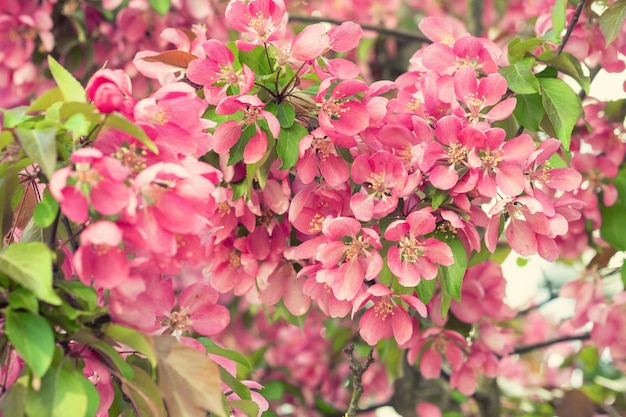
left=512, top=333, right=591, bottom=355
left=344, top=344, right=375, bottom=417
left=557, top=0, right=587, bottom=55
left=288, top=15, right=431, bottom=43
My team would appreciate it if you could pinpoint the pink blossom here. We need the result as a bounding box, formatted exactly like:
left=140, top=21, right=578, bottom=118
left=49, top=148, right=131, bottom=223
left=317, top=79, right=370, bottom=137
left=212, top=94, right=280, bottom=164
left=154, top=280, right=230, bottom=338
left=350, top=151, right=408, bottom=221
left=352, top=284, right=426, bottom=345
left=454, top=66, right=516, bottom=122
left=296, top=128, right=349, bottom=187
left=225, top=0, right=287, bottom=50
left=74, top=221, right=130, bottom=289
left=186, top=40, right=255, bottom=105
left=450, top=261, right=515, bottom=323
left=314, top=217, right=383, bottom=301
left=86, top=69, right=133, bottom=114
left=384, top=211, right=454, bottom=286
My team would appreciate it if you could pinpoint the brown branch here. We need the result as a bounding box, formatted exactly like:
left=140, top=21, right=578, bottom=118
left=557, top=0, right=587, bottom=55
left=288, top=15, right=431, bottom=43
left=512, top=333, right=591, bottom=355
left=344, top=344, right=375, bottom=417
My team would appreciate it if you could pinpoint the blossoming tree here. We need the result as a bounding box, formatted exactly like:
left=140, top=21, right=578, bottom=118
left=1, top=0, right=626, bottom=416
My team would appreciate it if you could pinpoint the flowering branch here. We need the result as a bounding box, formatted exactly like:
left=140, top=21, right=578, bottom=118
left=288, top=15, right=431, bottom=43
left=512, top=333, right=591, bottom=355
left=344, top=345, right=375, bottom=417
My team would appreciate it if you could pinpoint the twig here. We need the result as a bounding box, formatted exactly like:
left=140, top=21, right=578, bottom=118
left=516, top=292, right=559, bottom=316
left=344, top=344, right=375, bottom=417
left=557, top=0, right=587, bottom=55
left=288, top=15, right=431, bottom=43
left=512, top=333, right=590, bottom=355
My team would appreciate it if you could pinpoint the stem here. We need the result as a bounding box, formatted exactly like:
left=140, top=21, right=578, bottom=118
left=512, top=333, right=590, bottom=355
left=466, top=0, right=484, bottom=36
left=288, top=15, right=431, bottom=43
left=344, top=345, right=375, bottom=417
left=46, top=207, right=61, bottom=251
left=516, top=292, right=558, bottom=316
left=557, top=0, right=587, bottom=55
left=61, top=215, right=79, bottom=252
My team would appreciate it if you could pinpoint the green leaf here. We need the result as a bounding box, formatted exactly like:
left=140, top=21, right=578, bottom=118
left=55, top=281, right=98, bottom=311
left=498, top=59, right=540, bottom=94
left=5, top=310, right=55, bottom=378
left=120, top=365, right=167, bottom=417
left=508, top=37, right=544, bottom=63
left=2, top=107, right=30, bottom=128
left=550, top=0, right=567, bottom=42
left=0, top=373, right=28, bottom=417
left=0, top=164, right=20, bottom=239
left=440, top=238, right=468, bottom=301
left=277, top=103, right=296, bottom=128
left=63, top=113, right=92, bottom=137
left=15, top=127, right=57, bottom=180
left=28, top=88, right=65, bottom=113
left=147, top=0, right=170, bottom=15
left=600, top=0, right=626, bottom=47
left=600, top=202, right=626, bottom=250
left=7, top=287, right=39, bottom=314
left=33, top=193, right=59, bottom=228
left=431, top=188, right=449, bottom=210
left=0, top=242, right=61, bottom=305
left=439, top=277, right=452, bottom=317
left=228, top=124, right=256, bottom=166
left=276, top=123, right=307, bottom=169
left=513, top=93, right=544, bottom=131
left=621, top=262, right=626, bottom=288
left=0, top=130, right=14, bottom=148
left=238, top=46, right=272, bottom=76
left=77, top=370, right=100, bottom=417
left=72, top=331, right=135, bottom=380
left=416, top=278, right=436, bottom=304
left=199, top=341, right=253, bottom=371
left=47, top=56, right=86, bottom=103
left=541, top=52, right=590, bottom=94
left=226, top=400, right=259, bottom=417
left=218, top=365, right=252, bottom=400
left=103, top=324, right=157, bottom=369
left=51, top=364, right=89, bottom=417
left=104, top=113, right=159, bottom=154
left=538, top=77, right=582, bottom=150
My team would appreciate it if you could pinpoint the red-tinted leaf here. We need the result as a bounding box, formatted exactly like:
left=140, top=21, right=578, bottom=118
left=142, top=51, right=198, bottom=69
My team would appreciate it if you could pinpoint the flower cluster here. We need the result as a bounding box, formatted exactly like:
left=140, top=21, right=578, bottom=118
left=4, top=0, right=626, bottom=415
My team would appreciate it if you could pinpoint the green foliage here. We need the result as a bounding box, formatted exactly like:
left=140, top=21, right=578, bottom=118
left=0, top=242, right=61, bottom=305
left=103, top=113, right=159, bottom=154
left=600, top=202, right=626, bottom=250
left=5, top=310, right=55, bottom=377
left=147, top=0, right=170, bottom=16
left=15, top=127, right=57, bottom=180
left=47, top=56, right=86, bottom=103
left=600, top=0, right=626, bottom=46
left=276, top=122, right=307, bottom=169
left=33, top=193, right=59, bottom=228
left=546, top=0, right=567, bottom=43
left=238, top=46, right=273, bottom=76
left=538, top=77, right=582, bottom=150
left=499, top=58, right=540, bottom=94
left=440, top=237, right=468, bottom=302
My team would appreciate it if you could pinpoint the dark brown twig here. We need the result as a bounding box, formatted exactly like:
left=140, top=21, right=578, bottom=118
left=512, top=333, right=590, bottom=355
left=288, top=15, right=431, bottom=43
left=344, top=344, right=375, bottom=417
left=557, top=0, right=587, bottom=55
